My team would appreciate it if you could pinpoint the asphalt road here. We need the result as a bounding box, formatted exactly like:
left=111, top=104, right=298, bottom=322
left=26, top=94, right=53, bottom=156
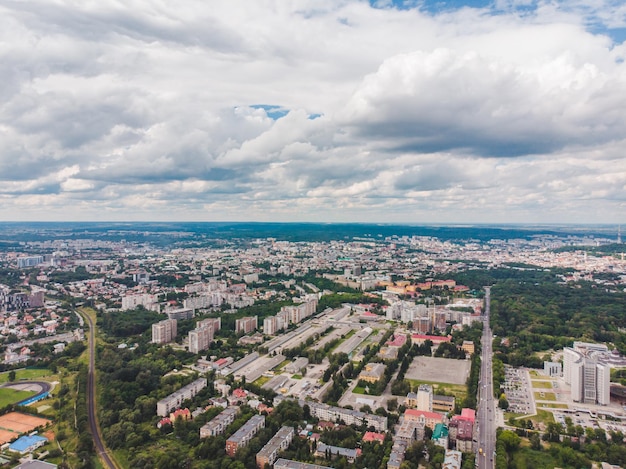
left=476, top=286, right=496, bottom=469
left=82, top=309, right=119, bottom=469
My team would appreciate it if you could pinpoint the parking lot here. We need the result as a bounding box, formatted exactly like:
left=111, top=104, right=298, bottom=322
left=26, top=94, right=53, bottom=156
left=502, top=366, right=534, bottom=414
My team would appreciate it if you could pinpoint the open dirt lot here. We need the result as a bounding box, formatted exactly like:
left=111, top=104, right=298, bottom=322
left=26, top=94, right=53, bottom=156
left=405, top=356, right=470, bottom=385
left=0, top=412, right=51, bottom=434
left=0, top=429, right=18, bottom=445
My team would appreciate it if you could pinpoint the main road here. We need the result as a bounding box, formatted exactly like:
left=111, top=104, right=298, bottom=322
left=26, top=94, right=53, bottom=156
left=80, top=308, right=120, bottom=469
left=476, top=286, right=496, bottom=469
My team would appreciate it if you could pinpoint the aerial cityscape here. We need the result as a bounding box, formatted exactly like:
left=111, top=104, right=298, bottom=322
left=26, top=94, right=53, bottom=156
left=0, top=222, right=624, bottom=469
left=2, top=0, right=626, bottom=468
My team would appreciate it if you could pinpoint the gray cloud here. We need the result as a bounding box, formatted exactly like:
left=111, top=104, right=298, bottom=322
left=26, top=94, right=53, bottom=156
left=0, top=1, right=624, bottom=223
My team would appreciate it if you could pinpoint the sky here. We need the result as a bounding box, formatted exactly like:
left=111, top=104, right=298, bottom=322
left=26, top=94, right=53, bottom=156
left=1, top=0, right=625, bottom=224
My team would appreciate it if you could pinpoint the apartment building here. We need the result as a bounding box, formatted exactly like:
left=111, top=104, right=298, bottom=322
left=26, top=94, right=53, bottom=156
left=152, top=318, right=177, bottom=344
left=189, top=323, right=214, bottom=354
left=235, top=316, right=258, bottom=335
left=256, top=426, right=294, bottom=468
left=275, top=397, right=387, bottom=431
left=226, top=414, right=265, bottom=456
left=156, top=378, right=207, bottom=416
left=274, top=459, right=333, bottom=469
left=200, top=407, right=239, bottom=438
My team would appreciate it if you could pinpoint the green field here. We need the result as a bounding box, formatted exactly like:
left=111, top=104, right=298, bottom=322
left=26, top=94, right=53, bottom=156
left=253, top=375, right=271, bottom=387
left=0, top=388, right=35, bottom=407
left=531, top=380, right=554, bottom=389
left=537, top=403, right=569, bottom=409
left=0, top=368, right=50, bottom=384
left=407, top=379, right=467, bottom=401
left=534, top=391, right=557, bottom=401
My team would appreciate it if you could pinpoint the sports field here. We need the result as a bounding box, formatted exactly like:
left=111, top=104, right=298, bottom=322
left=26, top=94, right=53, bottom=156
left=0, top=412, right=51, bottom=434
left=0, top=388, right=34, bottom=407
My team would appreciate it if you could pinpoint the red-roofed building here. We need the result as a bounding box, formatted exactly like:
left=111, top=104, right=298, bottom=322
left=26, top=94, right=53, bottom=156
left=258, top=403, right=273, bottom=414
left=233, top=388, right=248, bottom=399
left=363, top=431, right=386, bottom=444
left=157, top=417, right=172, bottom=428
left=386, top=334, right=407, bottom=347
left=411, top=334, right=451, bottom=346
left=449, top=416, right=474, bottom=452
left=170, top=408, right=191, bottom=423
left=459, top=408, right=476, bottom=423
left=404, top=409, right=445, bottom=430
left=215, top=358, right=230, bottom=368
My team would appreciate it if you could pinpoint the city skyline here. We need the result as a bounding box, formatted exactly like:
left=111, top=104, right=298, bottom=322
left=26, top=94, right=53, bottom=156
left=1, top=0, right=625, bottom=223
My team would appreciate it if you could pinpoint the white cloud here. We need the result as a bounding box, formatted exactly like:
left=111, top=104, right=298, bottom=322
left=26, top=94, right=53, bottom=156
left=0, top=0, right=624, bottom=223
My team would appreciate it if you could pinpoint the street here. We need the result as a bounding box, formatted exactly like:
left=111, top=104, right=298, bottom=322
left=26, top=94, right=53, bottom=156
left=476, top=286, right=496, bottom=469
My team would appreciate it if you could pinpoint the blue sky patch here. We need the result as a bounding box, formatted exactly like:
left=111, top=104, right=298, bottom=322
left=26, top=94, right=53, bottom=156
left=250, top=104, right=289, bottom=120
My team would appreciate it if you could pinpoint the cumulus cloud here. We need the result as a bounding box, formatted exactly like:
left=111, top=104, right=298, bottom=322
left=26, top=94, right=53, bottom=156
left=0, top=0, right=624, bottom=223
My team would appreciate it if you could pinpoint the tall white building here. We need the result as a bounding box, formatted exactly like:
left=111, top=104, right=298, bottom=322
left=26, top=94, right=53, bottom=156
left=596, top=363, right=611, bottom=406
left=152, top=319, right=177, bottom=344
left=189, top=324, right=214, bottom=354
left=416, top=384, right=433, bottom=412
left=563, top=344, right=612, bottom=405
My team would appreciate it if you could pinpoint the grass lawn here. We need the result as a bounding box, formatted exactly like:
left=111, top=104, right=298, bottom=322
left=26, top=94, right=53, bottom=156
left=537, top=404, right=569, bottom=409
left=292, top=374, right=302, bottom=380
left=531, top=409, right=555, bottom=426
left=274, top=360, right=292, bottom=372
left=0, top=368, right=51, bottom=384
left=531, top=380, right=553, bottom=389
left=407, top=379, right=467, bottom=401
left=0, top=387, right=35, bottom=407
left=534, top=391, right=557, bottom=401
left=253, top=375, right=271, bottom=387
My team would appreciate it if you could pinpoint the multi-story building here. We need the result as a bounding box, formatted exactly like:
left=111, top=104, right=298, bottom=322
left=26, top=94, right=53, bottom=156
left=449, top=417, right=473, bottom=453
left=189, top=324, right=214, bottom=354
left=564, top=343, right=612, bottom=405
left=404, top=409, right=445, bottom=430
left=387, top=440, right=408, bottom=469
left=274, top=459, right=333, bottom=469
left=256, top=426, right=294, bottom=468
left=433, top=394, right=455, bottom=413
left=358, top=363, right=386, bottom=383
left=394, top=419, right=424, bottom=445
left=275, top=397, right=387, bottom=431
left=122, top=293, right=159, bottom=311
left=200, top=407, right=239, bottom=438
left=156, top=378, right=207, bottom=416
left=17, top=256, right=44, bottom=269
left=198, top=317, right=221, bottom=332
left=314, top=443, right=359, bottom=463
left=235, top=316, right=258, bottom=335
left=166, top=308, right=194, bottom=320
left=263, top=316, right=282, bottom=335
left=152, top=319, right=177, bottom=344
left=226, top=414, right=265, bottom=456
left=416, top=384, right=433, bottom=412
